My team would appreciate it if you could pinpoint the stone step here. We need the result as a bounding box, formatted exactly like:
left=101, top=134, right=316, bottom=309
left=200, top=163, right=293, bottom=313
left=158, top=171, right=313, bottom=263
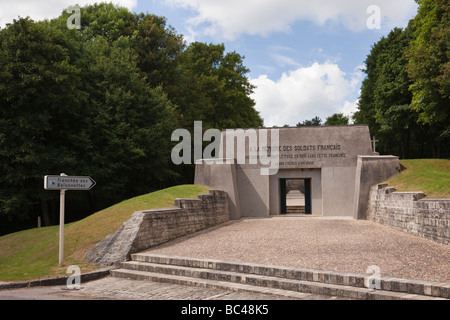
left=286, top=206, right=305, bottom=213
left=110, top=269, right=336, bottom=300
left=111, top=267, right=441, bottom=300
left=110, top=254, right=448, bottom=300
left=129, top=253, right=450, bottom=299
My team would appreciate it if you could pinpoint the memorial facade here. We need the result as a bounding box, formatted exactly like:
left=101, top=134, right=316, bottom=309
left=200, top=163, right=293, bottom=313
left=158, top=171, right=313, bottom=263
left=195, top=125, right=401, bottom=220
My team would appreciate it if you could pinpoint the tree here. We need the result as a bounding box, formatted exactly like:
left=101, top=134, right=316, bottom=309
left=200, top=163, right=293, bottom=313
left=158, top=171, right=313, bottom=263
left=54, top=3, right=262, bottom=132
left=133, top=13, right=185, bottom=92
left=372, top=26, right=419, bottom=159
left=355, top=25, right=430, bottom=158
left=353, top=42, right=383, bottom=135
left=325, top=113, right=349, bottom=126
left=355, top=0, right=449, bottom=158
left=53, top=3, right=186, bottom=92
left=0, top=18, right=87, bottom=225
left=407, top=0, right=450, bottom=157
left=296, top=116, right=322, bottom=126
left=0, top=3, right=264, bottom=232
left=78, top=36, right=177, bottom=208
left=174, top=42, right=263, bottom=130
left=0, top=15, right=177, bottom=230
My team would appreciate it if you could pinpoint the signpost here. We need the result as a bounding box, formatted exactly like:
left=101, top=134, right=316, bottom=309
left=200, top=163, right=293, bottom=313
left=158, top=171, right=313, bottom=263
left=44, top=174, right=96, bottom=267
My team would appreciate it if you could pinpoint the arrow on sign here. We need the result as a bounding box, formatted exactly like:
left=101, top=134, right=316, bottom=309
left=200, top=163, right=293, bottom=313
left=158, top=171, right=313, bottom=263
left=44, top=175, right=96, bottom=191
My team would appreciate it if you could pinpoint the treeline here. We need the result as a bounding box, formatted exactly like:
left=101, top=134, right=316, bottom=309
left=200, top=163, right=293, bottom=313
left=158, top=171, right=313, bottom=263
left=0, top=3, right=262, bottom=233
left=354, top=0, right=449, bottom=159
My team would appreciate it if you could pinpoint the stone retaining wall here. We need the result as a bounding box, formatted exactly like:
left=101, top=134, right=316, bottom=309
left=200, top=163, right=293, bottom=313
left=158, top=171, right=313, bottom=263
left=367, top=184, right=450, bottom=245
left=86, top=190, right=230, bottom=267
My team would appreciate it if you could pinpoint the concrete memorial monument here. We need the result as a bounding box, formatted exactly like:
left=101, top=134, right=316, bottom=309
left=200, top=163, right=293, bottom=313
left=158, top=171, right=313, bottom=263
left=195, top=125, right=401, bottom=220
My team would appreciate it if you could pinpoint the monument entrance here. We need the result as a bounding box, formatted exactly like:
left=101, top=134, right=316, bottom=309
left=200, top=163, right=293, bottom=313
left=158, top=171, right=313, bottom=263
left=195, top=125, right=400, bottom=220
left=280, top=178, right=311, bottom=214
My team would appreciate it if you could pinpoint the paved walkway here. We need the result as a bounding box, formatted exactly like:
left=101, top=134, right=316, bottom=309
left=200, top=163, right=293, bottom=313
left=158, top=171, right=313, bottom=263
left=0, top=277, right=342, bottom=300
left=286, top=190, right=305, bottom=206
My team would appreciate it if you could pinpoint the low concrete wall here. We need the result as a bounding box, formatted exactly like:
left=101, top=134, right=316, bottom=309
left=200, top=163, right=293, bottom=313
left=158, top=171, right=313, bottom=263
left=353, top=156, right=401, bottom=219
left=195, top=159, right=241, bottom=220
left=86, top=190, right=230, bottom=267
left=367, top=184, right=450, bottom=245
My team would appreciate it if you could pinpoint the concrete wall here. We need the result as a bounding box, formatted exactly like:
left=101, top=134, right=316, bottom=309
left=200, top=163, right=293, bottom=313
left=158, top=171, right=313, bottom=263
left=219, top=126, right=374, bottom=170
left=321, top=166, right=356, bottom=216
left=86, top=190, right=230, bottom=267
left=367, top=184, right=450, bottom=245
left=353, top=156, right=401, bottom=219
left=236, top=167, right=270, bottom=217
left=195, top=159, right=241, bottom=220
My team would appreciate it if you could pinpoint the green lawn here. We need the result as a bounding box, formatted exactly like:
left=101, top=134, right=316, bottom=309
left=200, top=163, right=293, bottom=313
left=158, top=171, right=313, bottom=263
left=385, top=159, right=450, bottom=198
left=0, top=184, right=209, bottom=282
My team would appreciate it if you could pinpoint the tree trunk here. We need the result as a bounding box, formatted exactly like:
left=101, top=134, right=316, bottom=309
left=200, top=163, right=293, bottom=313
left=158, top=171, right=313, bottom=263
left=404, top=130, right=410, bottom=159
left=436, top=142, right=441, bottom=159
left=41, top=199, right=50, bottom=227
left=86, top=192, right=97, bottom=214
left=428, top=129, right=437, bottom=158
left=49, top=199, right=56, bottom=225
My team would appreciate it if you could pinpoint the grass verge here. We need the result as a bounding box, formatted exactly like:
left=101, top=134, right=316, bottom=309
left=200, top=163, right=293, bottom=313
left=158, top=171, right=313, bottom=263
left=0, top=184, right=210, bottom=282
left=385, top=159, right=450, bottom=198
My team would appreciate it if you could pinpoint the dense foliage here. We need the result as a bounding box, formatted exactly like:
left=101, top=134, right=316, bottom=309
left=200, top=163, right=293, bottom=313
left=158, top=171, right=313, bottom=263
left=354, top=0, right=449, bottom=158
left=0, top=3, right=262, bottom=233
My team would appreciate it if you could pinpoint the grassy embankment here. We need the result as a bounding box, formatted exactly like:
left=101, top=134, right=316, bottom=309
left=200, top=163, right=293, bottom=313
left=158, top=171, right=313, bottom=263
left=385, top=159, right=450, bottom=198
left=0, top=185, right=209, bottom=282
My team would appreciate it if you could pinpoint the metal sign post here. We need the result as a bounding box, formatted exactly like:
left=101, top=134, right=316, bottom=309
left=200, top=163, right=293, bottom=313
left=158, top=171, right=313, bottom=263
left=44, top=173, right=96, bottom=267
left=59, top=174, right=68, bottom=267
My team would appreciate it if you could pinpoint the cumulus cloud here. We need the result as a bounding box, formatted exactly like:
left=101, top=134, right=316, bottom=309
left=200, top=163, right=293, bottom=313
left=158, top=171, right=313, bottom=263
left=250, top=62, right=363, bottom=127
left=164, top=0, right=417, bottom=40
left=0, top=0, right=138, bottom=28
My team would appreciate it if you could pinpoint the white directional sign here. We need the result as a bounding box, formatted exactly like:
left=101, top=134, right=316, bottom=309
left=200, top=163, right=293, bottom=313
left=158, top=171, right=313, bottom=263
left=44, top=173, right=96, bottom=267
left=44, top=175, right=96, bottom=191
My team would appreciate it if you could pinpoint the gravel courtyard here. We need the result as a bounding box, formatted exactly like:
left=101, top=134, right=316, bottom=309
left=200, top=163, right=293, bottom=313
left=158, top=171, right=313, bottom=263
left=143, top=217, right=450, bottom=283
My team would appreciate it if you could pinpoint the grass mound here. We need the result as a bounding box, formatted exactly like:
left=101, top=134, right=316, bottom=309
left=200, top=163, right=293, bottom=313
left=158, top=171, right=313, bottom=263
left=385, top=159, right=450, bottom=198
left=0, top=185, right=209, bottom=281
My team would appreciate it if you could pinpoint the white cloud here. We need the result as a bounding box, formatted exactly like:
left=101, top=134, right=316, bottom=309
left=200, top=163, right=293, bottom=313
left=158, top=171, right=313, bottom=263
left=164, top=0, right=418, bottom=40
left=0, top=0, right=138, bottom=28
left=250, top=62, right=363, bottom=127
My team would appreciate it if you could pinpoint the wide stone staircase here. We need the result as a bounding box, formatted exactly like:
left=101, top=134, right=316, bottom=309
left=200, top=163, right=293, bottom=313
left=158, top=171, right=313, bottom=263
left=110, top=253, right=449, bottom=300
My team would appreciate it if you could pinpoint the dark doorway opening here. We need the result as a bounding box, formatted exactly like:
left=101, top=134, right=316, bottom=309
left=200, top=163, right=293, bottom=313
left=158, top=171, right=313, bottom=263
left=280, top=178, right=311, bottom=214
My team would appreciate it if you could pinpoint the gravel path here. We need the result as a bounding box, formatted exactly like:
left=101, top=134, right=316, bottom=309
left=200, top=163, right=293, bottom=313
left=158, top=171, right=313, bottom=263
left=143, top=217, right=450, bottom=283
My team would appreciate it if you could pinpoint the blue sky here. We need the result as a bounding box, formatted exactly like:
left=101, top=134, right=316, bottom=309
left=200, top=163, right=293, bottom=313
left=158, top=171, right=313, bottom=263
left=0, top=0, right=419, bottom=127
